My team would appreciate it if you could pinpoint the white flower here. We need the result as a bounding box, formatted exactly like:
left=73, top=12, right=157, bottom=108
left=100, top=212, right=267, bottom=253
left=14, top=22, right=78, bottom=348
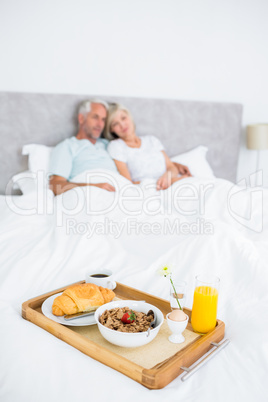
left=157, top=265, right=182, bottom=309
left=157, top=265, right=172, bottom=277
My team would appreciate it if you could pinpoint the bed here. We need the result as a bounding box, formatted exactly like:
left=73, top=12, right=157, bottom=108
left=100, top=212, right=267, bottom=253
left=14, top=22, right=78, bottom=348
left=0, top=92, right=267, bottom=402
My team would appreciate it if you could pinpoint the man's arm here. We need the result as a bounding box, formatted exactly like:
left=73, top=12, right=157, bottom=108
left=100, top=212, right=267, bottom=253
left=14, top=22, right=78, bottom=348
left=173, top=162, right=192, bottom=176
left=49, top=175, right=115, bottom=195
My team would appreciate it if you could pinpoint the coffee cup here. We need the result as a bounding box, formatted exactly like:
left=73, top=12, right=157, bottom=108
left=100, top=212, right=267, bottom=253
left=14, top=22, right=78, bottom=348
left=85, top=268, right=116, bottom=290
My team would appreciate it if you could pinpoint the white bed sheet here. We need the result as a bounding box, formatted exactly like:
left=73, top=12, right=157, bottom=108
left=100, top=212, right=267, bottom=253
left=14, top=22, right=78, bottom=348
left=0, top=173, right=267, bottom=402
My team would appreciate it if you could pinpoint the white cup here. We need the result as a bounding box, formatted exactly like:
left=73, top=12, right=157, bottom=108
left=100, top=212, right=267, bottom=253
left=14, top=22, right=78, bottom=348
left=85, top=268, right=116, bottom=290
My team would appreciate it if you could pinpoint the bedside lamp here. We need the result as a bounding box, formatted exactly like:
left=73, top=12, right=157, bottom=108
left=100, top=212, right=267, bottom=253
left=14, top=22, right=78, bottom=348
left=246, top=124, right=268, bottom=175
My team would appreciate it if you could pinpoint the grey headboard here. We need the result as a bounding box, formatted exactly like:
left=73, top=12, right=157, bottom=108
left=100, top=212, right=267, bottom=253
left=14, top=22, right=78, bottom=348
left=0, top=91, right=242, bottom=194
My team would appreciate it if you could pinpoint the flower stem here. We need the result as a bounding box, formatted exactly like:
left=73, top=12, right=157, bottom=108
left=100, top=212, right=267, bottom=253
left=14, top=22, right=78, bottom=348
left=170, top=276, right=182, bottom=310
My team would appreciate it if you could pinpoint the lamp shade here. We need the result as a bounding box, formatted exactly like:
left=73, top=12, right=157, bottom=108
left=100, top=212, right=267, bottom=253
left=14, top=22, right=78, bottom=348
left=246, top=124, right=268, bottom=150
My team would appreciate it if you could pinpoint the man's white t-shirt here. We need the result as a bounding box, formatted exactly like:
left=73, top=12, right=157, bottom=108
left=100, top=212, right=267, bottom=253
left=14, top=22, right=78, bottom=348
left=49, top=136, right=117, bottom=180
left=107, top=136, right=166, bottom=182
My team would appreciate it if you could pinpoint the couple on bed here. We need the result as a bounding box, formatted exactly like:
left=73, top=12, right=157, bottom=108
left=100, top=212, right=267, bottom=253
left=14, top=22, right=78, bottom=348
left=49, top=99, right=191, bottom=195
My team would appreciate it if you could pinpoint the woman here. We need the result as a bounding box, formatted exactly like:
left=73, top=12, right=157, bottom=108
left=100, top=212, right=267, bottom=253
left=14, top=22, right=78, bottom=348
left=105, top=104, right=191, bottom=190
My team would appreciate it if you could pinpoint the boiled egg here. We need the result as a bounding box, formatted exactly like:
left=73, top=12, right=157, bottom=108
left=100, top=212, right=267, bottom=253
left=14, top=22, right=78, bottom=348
left=169, top=309, right=187, bottom=322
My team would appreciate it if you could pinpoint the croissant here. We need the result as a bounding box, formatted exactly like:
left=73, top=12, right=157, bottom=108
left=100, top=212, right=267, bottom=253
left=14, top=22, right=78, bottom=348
left=52, top=283, right=115, bottom=316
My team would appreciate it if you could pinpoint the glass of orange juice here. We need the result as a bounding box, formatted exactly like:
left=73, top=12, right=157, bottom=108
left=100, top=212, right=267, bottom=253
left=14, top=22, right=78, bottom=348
left=191, top=274, right=220, bottom=334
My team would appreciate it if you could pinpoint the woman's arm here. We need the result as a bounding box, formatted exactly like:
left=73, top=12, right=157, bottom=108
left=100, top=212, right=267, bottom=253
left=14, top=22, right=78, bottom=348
left=162, top=151, right=179, bottom=177
left=113, top=160, right=140, bottom=184
left=113, top=160, right=132, bottom=181
left=156, top=151, right=179, bottom=190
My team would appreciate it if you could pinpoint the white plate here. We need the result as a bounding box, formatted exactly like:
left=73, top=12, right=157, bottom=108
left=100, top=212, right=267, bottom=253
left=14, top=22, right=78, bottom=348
left=41, top=293, right=97, bottom=326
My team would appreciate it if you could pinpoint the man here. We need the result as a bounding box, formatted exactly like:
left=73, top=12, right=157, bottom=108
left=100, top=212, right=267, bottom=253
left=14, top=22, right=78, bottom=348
left=49, top=99, right=117, bottom=195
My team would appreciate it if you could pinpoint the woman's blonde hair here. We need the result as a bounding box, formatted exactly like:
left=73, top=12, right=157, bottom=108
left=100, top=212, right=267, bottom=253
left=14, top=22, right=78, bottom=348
left=105, top=103, right=135, bottom=140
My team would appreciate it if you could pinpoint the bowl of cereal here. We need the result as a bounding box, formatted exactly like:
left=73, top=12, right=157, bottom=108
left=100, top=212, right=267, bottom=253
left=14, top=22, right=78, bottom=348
left=95, top=300, right=164, bottom=347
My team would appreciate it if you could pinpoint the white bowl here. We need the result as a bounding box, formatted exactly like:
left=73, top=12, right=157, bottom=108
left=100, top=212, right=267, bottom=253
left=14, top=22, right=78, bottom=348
left=95, top=300, right=164, bottom=348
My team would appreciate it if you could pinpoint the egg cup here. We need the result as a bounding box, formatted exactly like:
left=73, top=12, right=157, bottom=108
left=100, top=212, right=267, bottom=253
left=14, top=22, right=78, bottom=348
left=166, top=312, right=189, bottom=344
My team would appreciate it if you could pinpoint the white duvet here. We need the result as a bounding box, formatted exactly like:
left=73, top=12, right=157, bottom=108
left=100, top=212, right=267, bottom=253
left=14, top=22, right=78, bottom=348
left=0, top=171, right=267, bottom=402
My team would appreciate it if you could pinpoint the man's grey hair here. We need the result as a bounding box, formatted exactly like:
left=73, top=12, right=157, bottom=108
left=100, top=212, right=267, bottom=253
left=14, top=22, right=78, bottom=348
left=78, top=99, right=109, bottom=117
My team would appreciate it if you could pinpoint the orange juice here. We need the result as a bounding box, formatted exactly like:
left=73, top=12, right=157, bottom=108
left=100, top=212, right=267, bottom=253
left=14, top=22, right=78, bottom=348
left=191, top=285, right=218, bottom=333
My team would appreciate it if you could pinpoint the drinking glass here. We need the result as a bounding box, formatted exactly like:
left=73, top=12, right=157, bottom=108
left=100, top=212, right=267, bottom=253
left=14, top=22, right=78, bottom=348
left=169, top=281, right=187, bottom=310
left=191, top=274, right=220, bottom=334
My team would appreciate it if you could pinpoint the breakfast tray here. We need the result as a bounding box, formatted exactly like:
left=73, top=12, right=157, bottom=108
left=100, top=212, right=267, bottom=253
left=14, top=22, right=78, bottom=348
left=22, top=281, right=229, bottom=389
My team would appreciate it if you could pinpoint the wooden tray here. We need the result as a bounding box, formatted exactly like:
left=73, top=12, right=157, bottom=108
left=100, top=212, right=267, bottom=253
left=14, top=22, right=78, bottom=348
left=22, top=281, right=225, bottom=389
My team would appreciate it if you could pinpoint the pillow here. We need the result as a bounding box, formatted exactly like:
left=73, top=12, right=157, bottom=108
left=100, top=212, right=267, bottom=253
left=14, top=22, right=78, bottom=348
left=11, top=144, right=54, bottom=195
left=170, top=146, right=215, bottom=178
left=12, top=171, right=37, bottom=195
left=22, top=144, right=54, bottom=175
left=12, top=170, right=54, bottom=197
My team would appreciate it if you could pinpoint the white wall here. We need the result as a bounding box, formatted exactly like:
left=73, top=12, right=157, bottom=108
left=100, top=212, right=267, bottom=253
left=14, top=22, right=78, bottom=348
left=0, top=0, right=267, bottom=185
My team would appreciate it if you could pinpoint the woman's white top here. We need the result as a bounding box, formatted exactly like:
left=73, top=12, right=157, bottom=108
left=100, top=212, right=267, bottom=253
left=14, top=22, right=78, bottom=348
left=107, top=135, right=166, bottom=182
